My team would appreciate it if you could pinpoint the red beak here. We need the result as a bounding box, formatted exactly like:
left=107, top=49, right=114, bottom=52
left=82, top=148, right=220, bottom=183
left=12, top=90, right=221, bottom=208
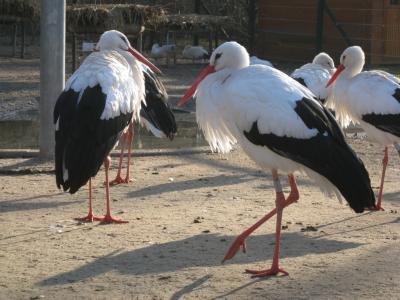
left=128, top=47, right=161, bottom=74
left=326, top=64, right=345, bottom=87
left=178, top=65, right=216, bottom=107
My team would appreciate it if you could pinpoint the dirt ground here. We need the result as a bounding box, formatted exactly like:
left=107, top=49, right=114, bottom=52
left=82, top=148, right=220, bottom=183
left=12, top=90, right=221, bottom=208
left=0, top=49, right=399, bottom=299
left=0, top=136, right=399, bottom=300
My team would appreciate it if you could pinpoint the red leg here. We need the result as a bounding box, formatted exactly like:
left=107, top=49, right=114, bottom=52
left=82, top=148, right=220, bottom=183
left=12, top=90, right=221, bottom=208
left=223, top=173, right=299, bottom=264
left=245, top=187, right=288, bottom=277
left=109, top=133, right=127, bottom=186
left=123, top=123, right=134, bottom=183
left=375, top=147, right=388, bottom=211
left=75, top=179, right=102, bottom=222
left=100, top=156, right=129, bottom=224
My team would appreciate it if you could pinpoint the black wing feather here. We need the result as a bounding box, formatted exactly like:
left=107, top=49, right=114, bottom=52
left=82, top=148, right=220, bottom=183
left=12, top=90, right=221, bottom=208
left=361, top=88, right=400, bottom=137
left=140, top=69, right=177, bottom=139
left=244, top=97, right=375, bottom=213
left=54, top=84, right=132, bottom=194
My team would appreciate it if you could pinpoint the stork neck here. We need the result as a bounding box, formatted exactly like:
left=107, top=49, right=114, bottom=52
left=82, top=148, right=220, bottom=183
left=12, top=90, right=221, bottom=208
left=340, top=66, right=361, bottom=81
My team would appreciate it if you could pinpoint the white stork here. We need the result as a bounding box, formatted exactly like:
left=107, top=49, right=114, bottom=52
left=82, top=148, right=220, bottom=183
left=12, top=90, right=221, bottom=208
left=109, top=64, right=177, bottom=185
left=326, top=46, right=400, bottom=210
left=178, top=41, right=375, bottom=277
left=54, top=30, right=161, bottom=223
left=291, top=52, right=336, bottom=104
left=182, top=45, right=209, bottom=61
left=249, top=55, right=273, bottom=67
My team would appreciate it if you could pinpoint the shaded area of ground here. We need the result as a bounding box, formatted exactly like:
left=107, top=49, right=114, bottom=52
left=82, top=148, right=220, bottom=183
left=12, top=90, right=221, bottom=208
left=0, top=137, right=399, bottom=299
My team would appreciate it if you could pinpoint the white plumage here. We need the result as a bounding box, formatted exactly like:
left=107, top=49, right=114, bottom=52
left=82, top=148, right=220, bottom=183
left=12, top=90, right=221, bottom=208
left=150, top=43, right=176, bottom=59
left=182, top=45, right=209, bottom=60
left=178, top=41, right=375, bottom=276
left=326, top=46, right=400, bottom=142
left=326, top=45, right=400, bottom=210
left=66, top=50, right=144, bottom=121
left=54, top=30, right=161, bottom=223
left=291, top=52, right=335, bottom=102
left=249, top=55, right=273, bottom=67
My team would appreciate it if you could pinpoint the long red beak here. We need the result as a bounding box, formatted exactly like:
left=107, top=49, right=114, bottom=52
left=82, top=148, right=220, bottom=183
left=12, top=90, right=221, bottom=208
left=178, top=65, right=216, bottom=107
left=326, top=64, right=345, bottom=87
left=128, top=47, right=161, bottom=74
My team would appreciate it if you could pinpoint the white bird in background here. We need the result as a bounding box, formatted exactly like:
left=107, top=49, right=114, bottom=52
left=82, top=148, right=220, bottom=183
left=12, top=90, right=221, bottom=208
left=249, top=55, right=273, bottom=67
left=291, top=52, right=336, bottom=104
left=109, top=63, right=177, bottom=185
left=326, top=45, right=400, bottom=210
left=179, top=41, right=375, bottom=276
left=182, top=45, right=209, bottom=61
left=54, top=30, right=161, bottom=223
left=150, top=43, right=176, bottom=59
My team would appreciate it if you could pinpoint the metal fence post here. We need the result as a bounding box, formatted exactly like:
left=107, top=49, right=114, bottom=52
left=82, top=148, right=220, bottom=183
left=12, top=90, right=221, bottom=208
left=315, top=0, right=325, bottom=54
left=40, top=0, right=65, bottom=159
left=248, top=0, right=257, bottom=54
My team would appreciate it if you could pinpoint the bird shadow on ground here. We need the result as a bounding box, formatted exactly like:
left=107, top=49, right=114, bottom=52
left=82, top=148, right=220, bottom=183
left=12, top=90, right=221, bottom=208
left=39, top=231, right=363, bottom=287
left=170, top=274, right=213, bottom=300
left=381, top=190, right=400, bottom=203
left=0, top=192, right=80, bottom=213
left=126, top=174, right=261, bottom=199
left=0, top=157, right=53, bottom=175
left=180, top=152, right=318, bottom=189
left=0, top=80, right=39, bottom=92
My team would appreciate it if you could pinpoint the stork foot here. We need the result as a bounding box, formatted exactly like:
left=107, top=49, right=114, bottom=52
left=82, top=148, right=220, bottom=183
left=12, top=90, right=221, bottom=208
left=100, top=214, right=129, bottom=224
left=365, top=205, right=384, bottom=212
left=222, top=232, right=248, bottom=263
left=245, top=267, right=289, bottom=277
left=108, top=176, right=133, bottom=186
left=75, top=213, right=103, bottom=223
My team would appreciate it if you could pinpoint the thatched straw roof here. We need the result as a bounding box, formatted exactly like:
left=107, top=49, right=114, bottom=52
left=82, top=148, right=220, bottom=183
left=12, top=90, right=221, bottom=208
left=67, top=4, right=166, bottom=33
left=0, top=0, right=40, bottom=20
left=161, top=14, right=234, bottom=31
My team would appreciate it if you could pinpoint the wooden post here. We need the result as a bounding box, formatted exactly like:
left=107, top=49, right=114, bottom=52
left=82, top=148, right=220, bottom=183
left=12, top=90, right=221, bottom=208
left=12, top=23, right=17, bottom=57
left=72, top=33, right=76, bottom=71
left=40, top=0, right=66, bottom=159
left=193, top=0, right=201, bottom=46
left=370, top=1, right=384, bottom=65
left=137, top=31, right=143, bottom=53
left=248, top=0, right=257, bottom=54
left=315, top=0, right=325, bottom=54
left=20, top=21, right=26, bottom=58
left=208, top=31, right=212, bottom=54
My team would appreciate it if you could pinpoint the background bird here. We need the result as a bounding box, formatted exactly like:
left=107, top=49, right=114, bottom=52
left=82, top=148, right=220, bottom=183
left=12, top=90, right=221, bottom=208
left=109, top=63, right=177, bottom=185
left=150, top=43, right=176, bottom=60
left=54, top=30, right=160, bottom=223
left=291, top=52, right=336, bottom=104
left=326, top=45, right=400, bottom=210
left=179, top=41, right=375, bottom=277
left=182, top=45, right=209, bottom=62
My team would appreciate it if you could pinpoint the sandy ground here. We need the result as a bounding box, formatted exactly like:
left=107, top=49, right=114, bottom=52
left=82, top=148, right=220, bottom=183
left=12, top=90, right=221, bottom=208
left=0, top=47, right=399, bottom=299
left=0, top=136, right=399, bottom=300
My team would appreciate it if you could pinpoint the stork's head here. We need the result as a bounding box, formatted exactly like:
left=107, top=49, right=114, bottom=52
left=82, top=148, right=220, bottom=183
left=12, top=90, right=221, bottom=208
left=210, top=41, right=250, bottom=72
left=313, top=52, right=335, bottom=69
left=96, top=30, right=161, bottom=74
left=178, top=41, right=250, bottom=107
left=326, top=46, right=364, bottom=87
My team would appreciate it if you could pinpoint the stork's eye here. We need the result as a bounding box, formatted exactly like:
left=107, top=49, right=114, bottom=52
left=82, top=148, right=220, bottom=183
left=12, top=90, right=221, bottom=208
left=342, top=55, right=346, bottom=61
left=119, top=35, right=129, bottom=45
left=215, top=53, right=222, bottom=60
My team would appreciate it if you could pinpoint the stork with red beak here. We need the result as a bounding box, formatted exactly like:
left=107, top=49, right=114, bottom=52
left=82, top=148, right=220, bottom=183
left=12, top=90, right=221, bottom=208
left=179, top=41, right=375, bottom=276
left=326, top=46, right=400, bottom=210
left=54, top=30, right=160, bottom=223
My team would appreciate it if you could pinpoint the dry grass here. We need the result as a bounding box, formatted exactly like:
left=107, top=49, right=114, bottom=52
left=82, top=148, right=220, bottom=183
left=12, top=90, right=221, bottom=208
left=0, top=0, right=40, bottom=19
left=66, top=4, right=166, bottom=31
